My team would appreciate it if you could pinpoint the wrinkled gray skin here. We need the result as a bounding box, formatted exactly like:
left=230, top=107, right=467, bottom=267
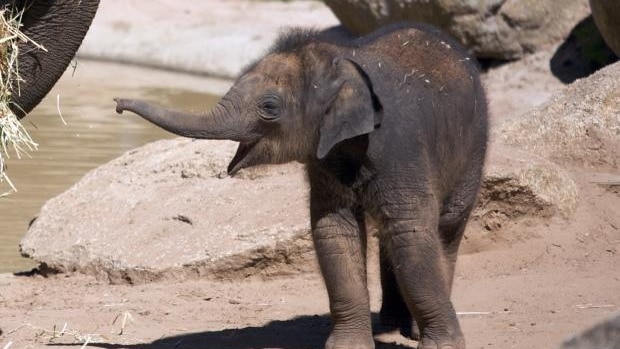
left=115, top=23, right=488, bottom=349
left=1, top=0, right=100, bottom=118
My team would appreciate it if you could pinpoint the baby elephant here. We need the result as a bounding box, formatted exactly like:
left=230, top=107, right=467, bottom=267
left=115, top=23, right=487, bottom=349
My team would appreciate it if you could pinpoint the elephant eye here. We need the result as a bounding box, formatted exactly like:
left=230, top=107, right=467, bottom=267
left=257, top=95, right=282, bottom=121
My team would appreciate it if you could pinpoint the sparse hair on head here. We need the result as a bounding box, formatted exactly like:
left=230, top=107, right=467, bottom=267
left=239, top=28, right=323, bottom=76
left=270, top=27, right=323, bottom=54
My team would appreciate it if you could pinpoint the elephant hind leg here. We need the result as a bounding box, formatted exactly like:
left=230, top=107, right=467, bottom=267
left=376, top=194, right=464, bottom=349
left=438, top=212, right=470, bottom=295
left=378, top=238, right=419, bottom=340
left=438, top=176, right=479, bottom=295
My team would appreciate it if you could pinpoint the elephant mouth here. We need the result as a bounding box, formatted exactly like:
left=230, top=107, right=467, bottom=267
left=227, top=140, right=259, bottom=175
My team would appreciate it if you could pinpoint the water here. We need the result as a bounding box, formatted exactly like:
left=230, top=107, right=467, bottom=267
left=0, top=60, right=225, bottom=273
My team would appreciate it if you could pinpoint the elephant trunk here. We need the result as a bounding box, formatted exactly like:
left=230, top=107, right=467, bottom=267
left=114, top=98, right=250, bottom=141
left=7, top=0, right=101, bottom=119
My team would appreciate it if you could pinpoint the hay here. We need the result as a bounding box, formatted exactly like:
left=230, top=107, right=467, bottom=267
left=0, top=6, right=46, bottom=196
left=6, top=313, right=145, bottom=347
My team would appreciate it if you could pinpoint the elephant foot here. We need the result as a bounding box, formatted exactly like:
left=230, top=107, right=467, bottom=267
left=419, top=334, right=465, bottom=349
left=325, top=330, right=374, bottom=349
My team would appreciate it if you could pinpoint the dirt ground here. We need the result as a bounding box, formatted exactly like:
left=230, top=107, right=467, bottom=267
left=2, top=6, right=620, bottom=349
left=0, top=167, right=618, bottom=349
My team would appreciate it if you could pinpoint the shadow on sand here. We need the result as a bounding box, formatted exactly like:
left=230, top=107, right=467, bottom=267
left=49, top=313, right=414, bottom=349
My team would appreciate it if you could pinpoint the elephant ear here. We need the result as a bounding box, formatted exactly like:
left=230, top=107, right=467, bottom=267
left=316, top=57, right=382, bottom=159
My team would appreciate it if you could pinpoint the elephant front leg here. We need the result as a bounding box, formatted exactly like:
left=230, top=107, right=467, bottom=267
left=311, top=203, right=373, bottom=349
left=382, top=203, right=465, bottom=349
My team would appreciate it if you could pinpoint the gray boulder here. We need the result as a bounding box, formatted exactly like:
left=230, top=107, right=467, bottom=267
left=78, top=1, right=338, bottom=79
left=591, top=0, right=620, bottom=56
left=498, top=61, right=620, bottom=168
left=20, top=139, right=315, bottom=284
left=477, top=144, right=578, bottom=230
left=323, top=0, right=590, bottom=59
left=20, top=139, right=577, bottom=284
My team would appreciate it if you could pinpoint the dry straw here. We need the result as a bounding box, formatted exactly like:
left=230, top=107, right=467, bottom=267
left=6, top=311, right=144, bottom=347
left=0, top=6, right=46, bottom=196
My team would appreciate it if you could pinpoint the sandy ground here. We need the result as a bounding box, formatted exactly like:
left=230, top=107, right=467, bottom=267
left=0, top=169, right=618, bottom=349
left=1, top=1, right=619, bottom=349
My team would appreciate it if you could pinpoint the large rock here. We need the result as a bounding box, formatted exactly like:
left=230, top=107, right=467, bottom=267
left=78, top=0, right=338, bottom=79
left=20, top=139, right=315, bottom=284
left=590, top=0, right=620, bottom=56
left=482, top=145, right=578, bottom=219
left=323, top=0, right=589, bottom=60
left=498, top=61, right=620, bottom=168
left=474, top=144, right=578, bottom=234
left=20, top=137, right=577, bottom=283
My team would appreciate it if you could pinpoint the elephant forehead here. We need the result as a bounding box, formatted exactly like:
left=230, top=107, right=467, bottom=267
left=257, top=53, right=301, bottom=81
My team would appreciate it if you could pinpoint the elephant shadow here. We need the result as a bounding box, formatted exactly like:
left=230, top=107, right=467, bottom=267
left=57, top=313, right=413, bottom=349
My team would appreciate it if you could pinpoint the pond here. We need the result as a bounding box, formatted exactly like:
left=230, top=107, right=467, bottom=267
left=0, top=60, right=225, bottom=273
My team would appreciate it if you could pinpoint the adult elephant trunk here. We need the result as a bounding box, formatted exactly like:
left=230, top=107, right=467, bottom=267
left=2, top=0, right=100, bottom=119
left=114, top=97, right=252, bottom=142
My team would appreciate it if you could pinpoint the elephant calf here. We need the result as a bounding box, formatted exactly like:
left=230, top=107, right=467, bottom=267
left=115, top=23, right=488, bottom=349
